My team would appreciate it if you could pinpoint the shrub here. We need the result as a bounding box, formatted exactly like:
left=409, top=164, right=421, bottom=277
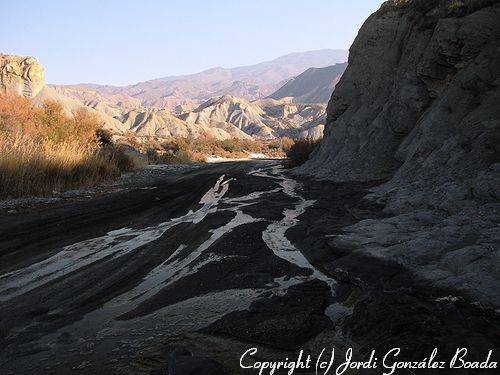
left=146, top=148, right=160, bottom=164
left=149, top=136, right=292, bottom=163
left=99, top=145, right=138, bottom=172
left=0, top=94, right=136, bottom=198
left=286, top=137, right=322, bottom=168
left=118, top=135, right=306, bottom=165
left=0, top=134, right=113, bottom=197
left=96, top=128, right=113, bottom=145
left=0, top=95, right=41, bottom=134
left=170, top=149, right=205, bottom=163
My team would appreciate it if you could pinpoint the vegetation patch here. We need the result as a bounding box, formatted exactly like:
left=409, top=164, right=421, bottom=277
left=120, top=135, right=296, bottom=164
left=0, top=95, right=137, bottom=198
left=285, top=137, right=322, bottom=168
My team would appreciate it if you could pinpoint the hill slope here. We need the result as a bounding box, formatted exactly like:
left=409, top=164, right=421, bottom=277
left=269, top=62, right=347, bottom=103
left=180, top=95, right=327, bottom=140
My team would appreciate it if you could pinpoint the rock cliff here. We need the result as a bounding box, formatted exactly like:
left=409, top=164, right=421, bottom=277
left=0, top=54, right=45, bottom=98
left=298, top=0, right=500, bottom=307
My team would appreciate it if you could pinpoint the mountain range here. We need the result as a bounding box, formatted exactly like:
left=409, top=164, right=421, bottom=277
left=52, top=49, right=348, bottom=111
left=1, top=49, right=348, bottom=140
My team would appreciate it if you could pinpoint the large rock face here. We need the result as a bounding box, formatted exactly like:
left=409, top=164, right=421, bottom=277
left=298, top=0, right=500, bottom=307
left=0, top=54, right=45, bottom=98
left=300, top=0, right=500, bottom=211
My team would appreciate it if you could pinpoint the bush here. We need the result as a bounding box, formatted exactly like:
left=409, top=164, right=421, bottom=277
left=136, top=136, right=294, bottom=164
left=146, top=148, right=160, bottom=164
left=286, top=138, right=322, bottom=168
left=0, top=94, right=136, bottom=198
left=169, top=149, right=205, bottom=163
left=96, top=128, right=113, bottom=145
left=99, top=145, right=138, bottom=172
left=119, top=134, right=312, bottom=165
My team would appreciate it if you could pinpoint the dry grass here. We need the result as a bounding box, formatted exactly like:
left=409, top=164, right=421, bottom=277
left=0, top=94, right=136, bottom=198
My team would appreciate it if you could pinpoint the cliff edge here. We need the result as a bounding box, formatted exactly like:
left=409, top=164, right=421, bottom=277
left=298, top=0, right=500, bottom=307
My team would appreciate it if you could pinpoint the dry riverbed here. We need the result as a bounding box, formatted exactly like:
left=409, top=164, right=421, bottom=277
left=0, top=160, right=498, bottom=374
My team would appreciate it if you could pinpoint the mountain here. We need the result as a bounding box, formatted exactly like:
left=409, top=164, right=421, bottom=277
left=298, top=0, right=500, bottom=307
left=2, top=53, right=330, bottom=140
left=119, top=95, right=326, bottom=140
left=181, top=95, right=273, bottom=138
left=257, top=99, right=327, bottom=139
left=52, top=49, right=348, bottom=110
left=269, top=62, right=347, bottom=103
left=0, top=55, right=327, bottom=140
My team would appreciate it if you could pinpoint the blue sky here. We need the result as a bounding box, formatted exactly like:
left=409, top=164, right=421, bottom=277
left=1, top=1, right=383, bottom=85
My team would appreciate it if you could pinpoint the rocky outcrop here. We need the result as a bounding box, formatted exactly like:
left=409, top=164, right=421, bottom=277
left=0, top=54, right=45, bottom=98
left=0, top=54, right=127, bottom=133
left=298, top=0, right=500, bottom=307
left=269, top=63, right=347, bottom=103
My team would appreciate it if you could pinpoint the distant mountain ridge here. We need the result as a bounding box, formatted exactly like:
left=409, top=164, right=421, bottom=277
left=52, top=49, right=348, bottom=110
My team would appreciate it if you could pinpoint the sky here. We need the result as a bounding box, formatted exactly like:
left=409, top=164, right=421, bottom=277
left=1, top=0, right=383, bottom=85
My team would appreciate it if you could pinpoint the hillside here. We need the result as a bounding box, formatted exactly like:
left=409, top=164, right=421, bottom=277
left=298, top=0, right=500, bottom=307
left=181, top=95, right=326, bottom=140
left=119, top=106, right=252, bottom=140
left=269, top=62, right=347, bottom=103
